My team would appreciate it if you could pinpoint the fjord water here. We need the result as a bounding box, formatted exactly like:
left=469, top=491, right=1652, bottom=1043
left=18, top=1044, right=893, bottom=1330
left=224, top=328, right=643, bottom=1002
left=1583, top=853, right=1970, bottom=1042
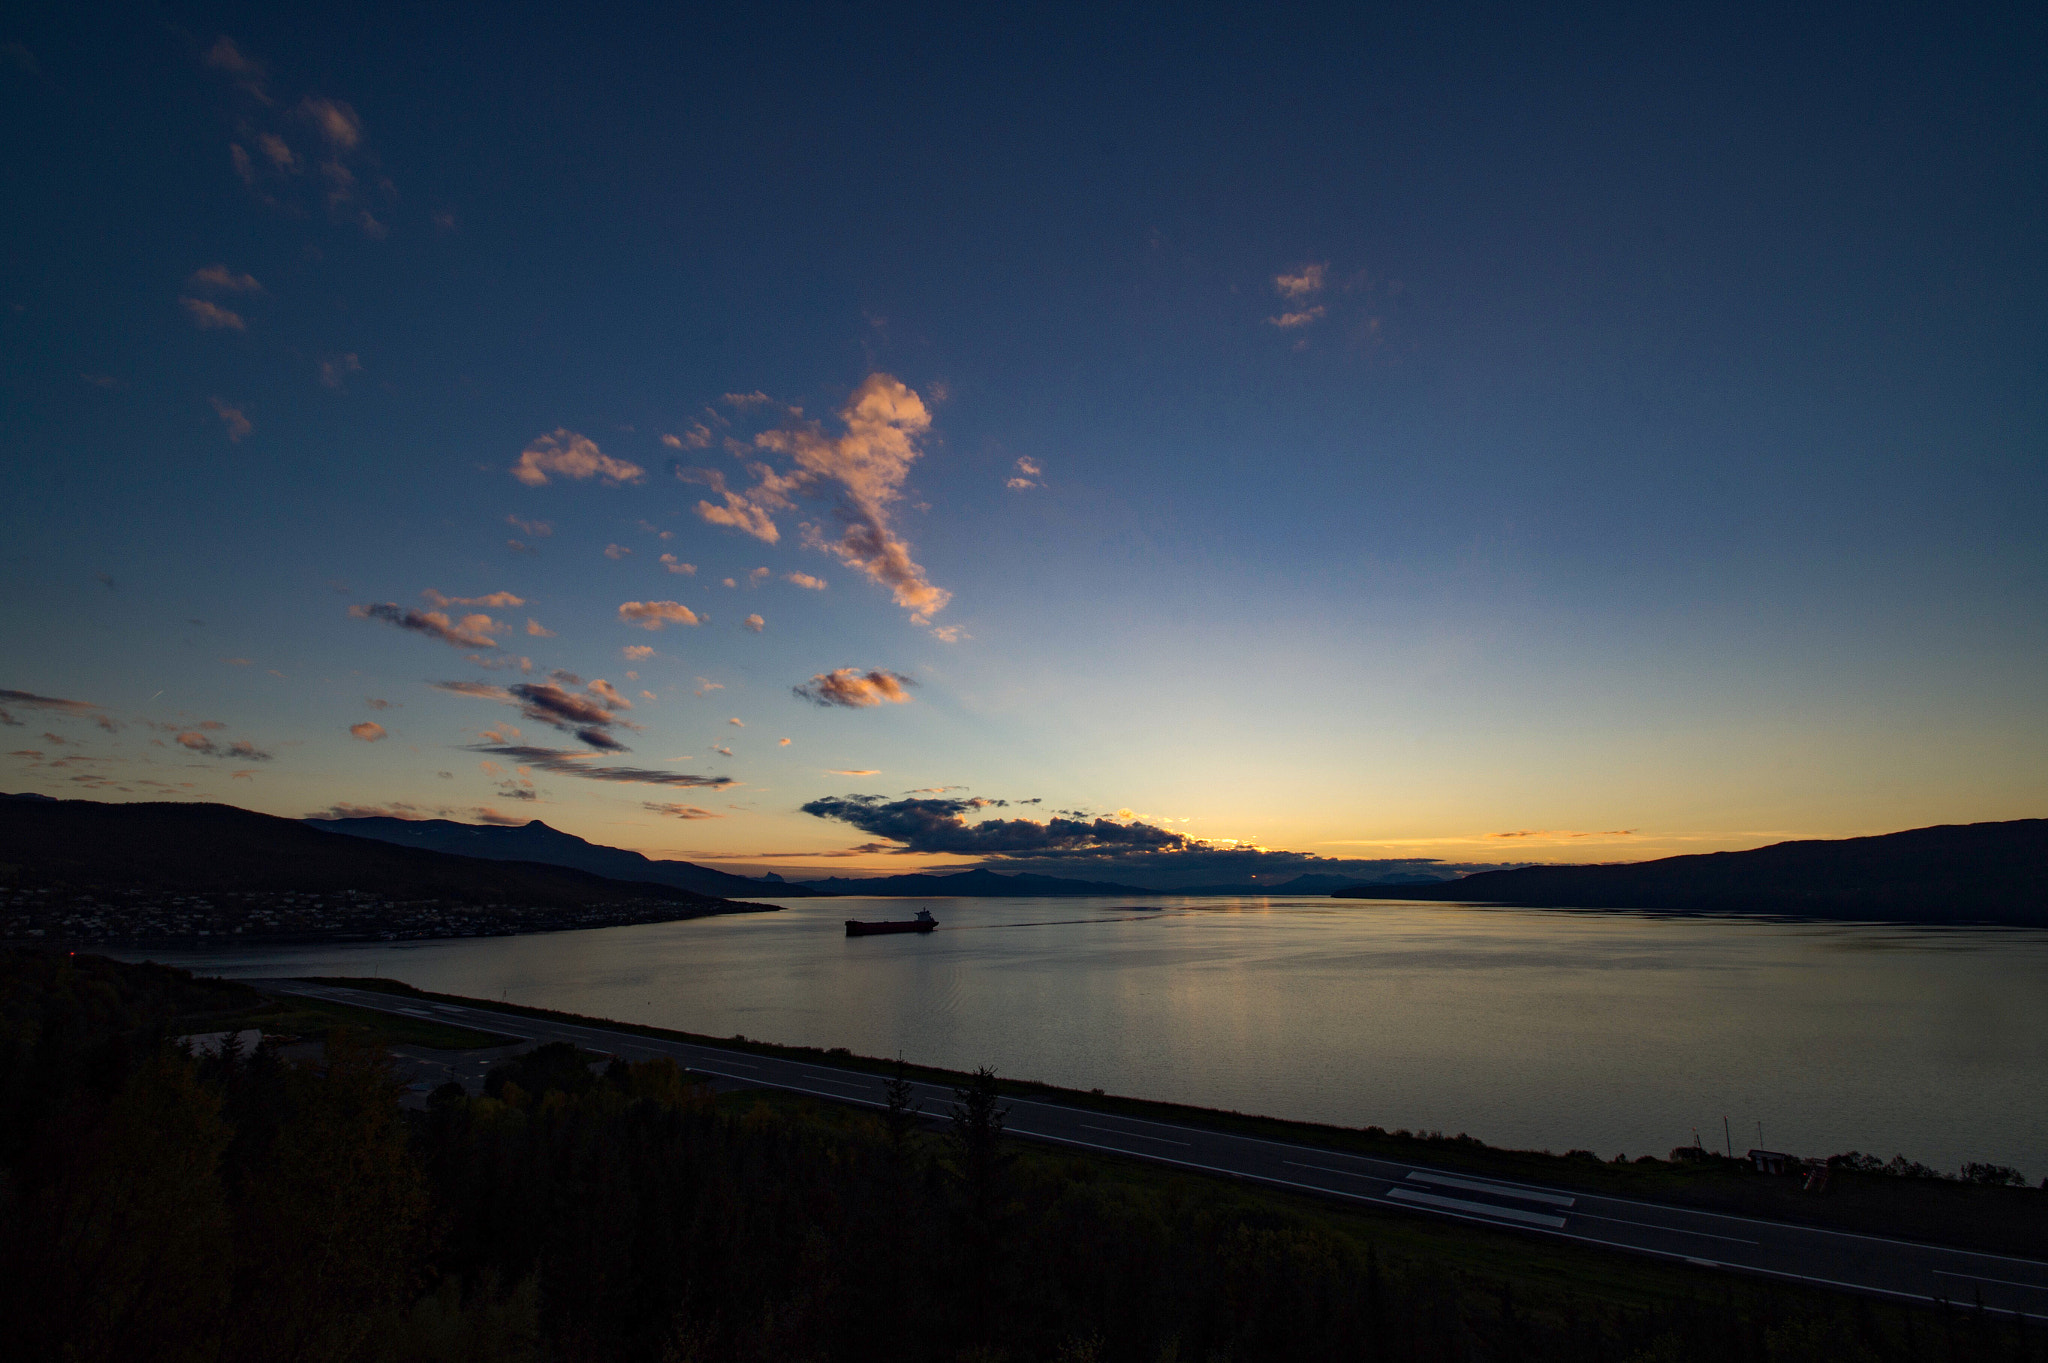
left=140, top=896, right=2048, bottom=1176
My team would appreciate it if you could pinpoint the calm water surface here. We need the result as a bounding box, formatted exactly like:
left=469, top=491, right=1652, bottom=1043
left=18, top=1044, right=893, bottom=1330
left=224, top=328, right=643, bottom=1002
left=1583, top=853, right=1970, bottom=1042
left=132, top=896, right=2048, bottom=1175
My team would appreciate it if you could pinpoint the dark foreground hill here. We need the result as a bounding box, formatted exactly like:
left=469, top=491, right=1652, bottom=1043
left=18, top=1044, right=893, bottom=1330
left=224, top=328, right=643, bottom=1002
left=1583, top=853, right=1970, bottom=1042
left=0, top=798, right=771, bottom=944
left=1335, top=819, right=2048, bottom=925
left=305, top=814, right=818, bottom=898
left=794, top=867, right=1157, bottom=896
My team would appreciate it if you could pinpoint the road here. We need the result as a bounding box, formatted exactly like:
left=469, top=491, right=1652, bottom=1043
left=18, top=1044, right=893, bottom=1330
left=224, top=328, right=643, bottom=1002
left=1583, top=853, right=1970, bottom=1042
left=260, top=977, right=2048, bottom=1315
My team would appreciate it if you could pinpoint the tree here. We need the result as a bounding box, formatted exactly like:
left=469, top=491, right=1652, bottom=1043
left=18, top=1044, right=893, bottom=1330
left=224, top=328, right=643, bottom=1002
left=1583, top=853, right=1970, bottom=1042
left=883, top=1057, right=920, bottom=1152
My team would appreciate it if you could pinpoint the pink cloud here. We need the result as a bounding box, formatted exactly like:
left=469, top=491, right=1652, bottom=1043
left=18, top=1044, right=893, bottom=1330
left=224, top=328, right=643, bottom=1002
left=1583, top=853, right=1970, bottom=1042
left=644, top=802, right=721, bottom=819
left=182, top=298, right=246, bottom=330
left=511, top=429, right=646, bottom=487
left=210, top=397, right=252, bottom=441
left=351, top=602, right=501, bottom=649
left=348, top=721, right=387, bottom=742
left=660, top=554, right=696, bottom=575
left=1274, top=263, right=1327, bottom=299
left=189, top=264, right=263, bottom=293
left=742, top=613, right=764, bottom=632
left=622, top=645, right=656, bottom=661
left=618, top=600, right=703, bottom=630
left=792, top=668, right=915, bottom=708
left=423, top=589, right=524, bottom=609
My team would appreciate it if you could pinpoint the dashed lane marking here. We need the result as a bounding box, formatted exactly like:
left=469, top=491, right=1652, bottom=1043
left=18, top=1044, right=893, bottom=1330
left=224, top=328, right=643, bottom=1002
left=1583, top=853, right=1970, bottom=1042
left=1384, top=1187, right=1569, bottom=1229
left=1079, top=1124, right=1191, bottom=1146
left=1406, top=1171, right=1576, bottom=1207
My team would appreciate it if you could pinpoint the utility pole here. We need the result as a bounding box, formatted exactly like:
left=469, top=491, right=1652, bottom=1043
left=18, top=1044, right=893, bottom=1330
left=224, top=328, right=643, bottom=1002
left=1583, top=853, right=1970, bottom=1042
left=1723, top=1116, right=1733, bottom=1158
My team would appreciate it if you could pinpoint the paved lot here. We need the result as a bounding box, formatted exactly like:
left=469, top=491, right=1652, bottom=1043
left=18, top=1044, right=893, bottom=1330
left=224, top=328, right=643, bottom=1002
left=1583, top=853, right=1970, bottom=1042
left=261, top=977, right=2048, bottom=1314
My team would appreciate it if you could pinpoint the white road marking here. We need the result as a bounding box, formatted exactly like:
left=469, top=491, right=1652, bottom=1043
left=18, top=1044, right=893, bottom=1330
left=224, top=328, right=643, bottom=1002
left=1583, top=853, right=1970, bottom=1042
left=1933, top=1270, right=2048, bottom=1294
left=1568, top=1211, right=1757, bottom=1245
left=1385, top=1187, right=1569, bottom=1229
left=1405, top=1171, right=1576, bottom=1206
left=1079, top=1124, right=1191, bottom=1146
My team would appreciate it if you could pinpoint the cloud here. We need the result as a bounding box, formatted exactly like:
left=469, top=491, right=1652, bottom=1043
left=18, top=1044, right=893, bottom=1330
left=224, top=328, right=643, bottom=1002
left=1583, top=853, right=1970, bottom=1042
left=177, top=732, right=274, bottom=761
left=1488, top=829, right=1640, bottom=840
left=504, top=682, right=631, bottom=742
left=506, top=514, right=553, bottom=537
left=644, top=802, right=721, bottom=819
left=827, top=769, right=880, bottom=775
left=525, top=618, right=554, bottom=637
left=1007, top=456, right=1042, bottom=490
left=785, top=572, right=827, bottom=590
left=685, top=469, right=784, bottom=543
left=778, top=737, right=791, bottom=746
left=427, top=680, right=512, bottom=701
left=765, top=375, right=950, bottom=621
left=723, top=391, right=771, bottom=407
left=660, top=554, right=695, bottom=575
left=365, top=698, right=395, bottom=710
left=348, top=721, right=387, bottom=741
left=0, top=688, right=99, bottom=717
left=694, top=679, right=723, bottom=695
left=423, top=589, right=524, bottom=609
left=928, top=625, right=969, bottom=644
left=620, top=645, right=656, bottom=662
left=605, top=543, right=632, bottom=560
left=300, top=96, right=362, bottom=149
left=802, top=795, right=1189, bottom=858
left=352, top=602, right=501, bottom=649
left=713, top=745, right=733, bottom=757
left=465, top=744, right=738, bottom=788
left=308, top=801, right=423, bottom=820
left=257, top=134, right=296, bottom=170
left=203, top=36, right=266, bottom=90
left=726, top=717, right=744, bottom=727
left=319, top=353, right=362, bottom=388
left=792, top=668, right=914, bottom=708
left=663, top=424, right=713, bottom=449
left=1275, top=264, right=1327, bottom=299
left=511, top=429, right=645, bottom=487
left=1267, top=306, right=1326, bottom=329
left=682, top=374, right=951, bottom=623
left=189, top=264, right=262, bottom=293
left=588, top=679, right=632, bottom=710
left=742, top=613, right=764, bottom=633
left=182, top=298, right=246, bottom=330
left=618, top=600, right=703, bottom=630
left=210, top=397, right=252, bottom=441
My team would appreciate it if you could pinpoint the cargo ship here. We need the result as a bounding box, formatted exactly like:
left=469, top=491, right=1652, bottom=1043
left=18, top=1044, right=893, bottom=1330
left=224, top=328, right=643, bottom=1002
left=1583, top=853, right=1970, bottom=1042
left=845, top=908, right=938, bottom=937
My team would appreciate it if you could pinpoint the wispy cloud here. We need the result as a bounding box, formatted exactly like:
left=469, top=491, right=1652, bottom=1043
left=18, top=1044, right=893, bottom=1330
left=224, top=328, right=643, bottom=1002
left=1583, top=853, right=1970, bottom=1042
left=525, top=618, right=554, bottom=637
left=660, top=554, right=696, bottom=575
left=177, top=731, right=274, bottom=761
left=827, top=768, right=880, bottom=775
left=801, top=794, right=1184, bottom=857
left=785, top=572, right=827, bottom=590
left=467, top=744, right=739, bottom=788
left=742, top=613, right=764, bottom=633
left=182, top=297, right=246, bottom=330
left=726, top=717, right=744, bottom=727
left=693, top=678, right=723, bottom=696
left=1006, top=455, right=1042, bottom=490
left=1274, top=263, right=1327, bottom=300
left=622, top=645, right=656, bottom=661
left=423, top=589, right=524, bottom=609
left=351, top=602, right=502, bottom=649
left=506, top=514, right=553, bottom=537
left=348, top=720, right=387, bottom=741
left=605, top=543, right=632, bottom=560
left=511, top=429, right=646, bottom=487
left=210, top=397, right=252, bottom=441
left=300, top=96, right=361, bottom=150
left=645, top=802, right=721, bottom=819
left=203, top=36, right=268, bottom=98
left=618, top=600, right=703, bottom=630
left=318, top=353, right=362, bottom=389
left=189, top=264, right=262, bottom=293
left=683, top=374, right=951, bottom=624
left=1267, top=306, right=1325, bottom=329
left=792, top=668, right=915, bottom=708
left=0, top=688, right=99, bottom=724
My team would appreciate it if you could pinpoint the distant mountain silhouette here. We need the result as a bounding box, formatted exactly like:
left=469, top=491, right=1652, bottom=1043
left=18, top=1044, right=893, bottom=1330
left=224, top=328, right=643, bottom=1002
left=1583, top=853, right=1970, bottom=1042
left=1334, top=819, right=2048, bottom=925
left=1168, top=872, right=1459, bottom=896
left=0, top=799, right=759, bottom=911
left=794, top=867, right=1157, bottom=897
left=305, top=815, right=819, bottom=898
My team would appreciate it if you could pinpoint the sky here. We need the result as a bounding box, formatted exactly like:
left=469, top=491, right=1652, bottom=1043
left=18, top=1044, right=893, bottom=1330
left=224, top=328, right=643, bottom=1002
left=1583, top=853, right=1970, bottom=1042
left=1, top=2, right=2043, bottom=887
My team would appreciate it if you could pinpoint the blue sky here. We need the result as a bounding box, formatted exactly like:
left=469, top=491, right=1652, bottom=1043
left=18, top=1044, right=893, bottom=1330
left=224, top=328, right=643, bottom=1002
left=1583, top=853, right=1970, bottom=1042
left=2, top=3, right=2042, bottom=884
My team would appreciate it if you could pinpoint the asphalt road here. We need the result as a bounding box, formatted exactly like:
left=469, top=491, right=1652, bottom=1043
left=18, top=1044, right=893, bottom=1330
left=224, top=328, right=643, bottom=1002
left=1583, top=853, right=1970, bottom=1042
left=261, top=978, right=2048, bottom=1315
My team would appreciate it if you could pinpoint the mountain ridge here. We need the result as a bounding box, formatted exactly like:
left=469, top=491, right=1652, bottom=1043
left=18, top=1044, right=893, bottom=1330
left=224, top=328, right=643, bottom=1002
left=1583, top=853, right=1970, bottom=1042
left=1333, top=819, right=2048, bottom=925
left=305, top=815, right=820, bottom=898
